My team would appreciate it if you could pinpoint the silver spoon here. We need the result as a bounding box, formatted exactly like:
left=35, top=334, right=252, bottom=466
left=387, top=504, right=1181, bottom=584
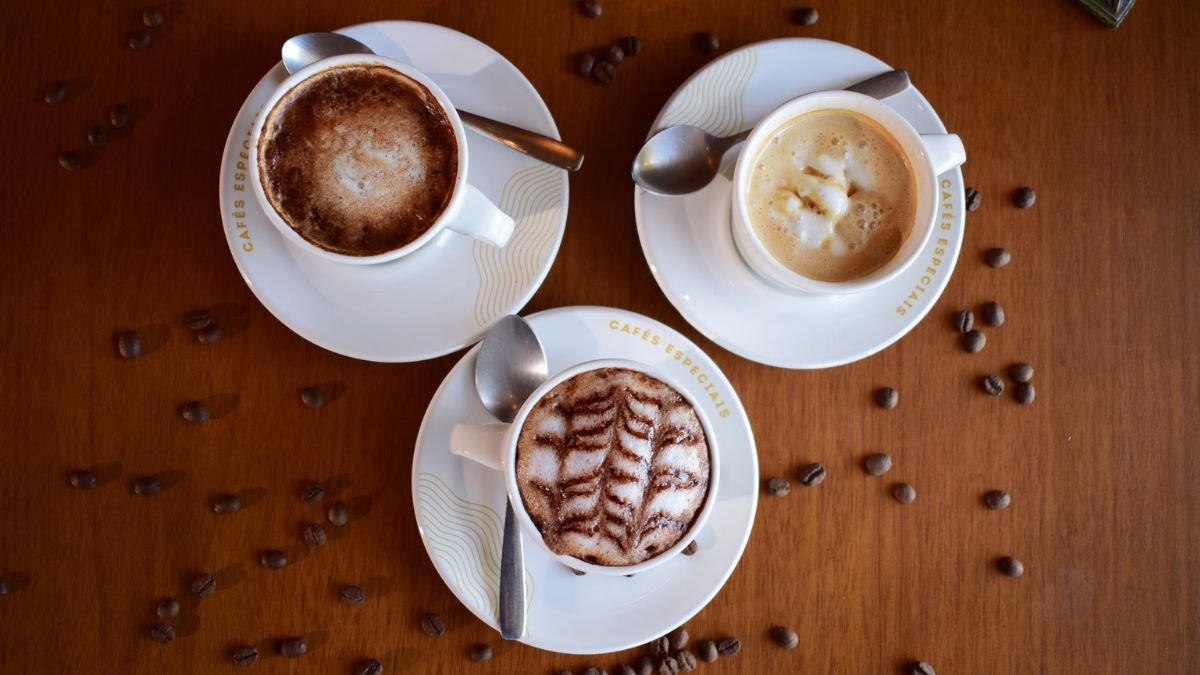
left=282, top=32, right=584, bottom=172
left=473, top=315, right=549, bottom=640
left=631, top=69, right=912, bottom=196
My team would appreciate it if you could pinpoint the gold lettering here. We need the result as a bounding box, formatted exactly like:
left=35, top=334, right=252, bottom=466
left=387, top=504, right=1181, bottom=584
left=720, top=409, right=730, bottom=418
left=651, top=335, right=660, bottom=346
left=234, top=183, right=244, bottom=192
left=940, top=178, right=951, bottom=188
left=234, top=199, right=244, bottom=209
left=690, top=365, right=700, bottom=376
left=609, top=320, right=619, bottom=330
left=233, top=211, right=245, bottom=219
left=620, top=323, right=631, bottom=334
left=708, top=391, right=719, bottom=402
left=698, top=374, right=708, bottom=385
left=937, top=238, right=949, bottom=246
left=896, top=306, right=906, bottom=315
left=240, top=231, right=250, bottom=241
left=920, top=276, right=931, bottom=286
left=681, top=357, right=693, bottom=368
left=242, top=242, right=253, bottom=252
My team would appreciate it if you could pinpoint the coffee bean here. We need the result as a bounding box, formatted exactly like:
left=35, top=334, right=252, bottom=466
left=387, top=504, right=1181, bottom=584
left=574, top=52, right=595, bottom=77
left=356, top=659, right=383, bottom=675
left=184, top=310, right=211, bottom=331
left=770, top=625, right=798, bottom=649
left=279, top=636, right=307, bottom=657
left=864, top=453, right=892, bottom=476
left=636, top=655, right=656, bottom=674
left=616, top=665, right=636, bottom=675
left=196, top=323, right=223, bottom=344
left=696, top=32, right=719, bottom=53
left=580, top=0, right=601, bottom=18
left=341, top=585, right=365, bottom=605
left=892, top=482, right=916, bottom=504
left=909, top=661, right=936, bottom=675
left=142, top=7, right=165, bottom=27
left=984, top=490, right=1011, bottom=510
left=965, top=187, right=981, bottom=211
left=676, top=650, right=697, bottom=672
left=1012, top=186, right=1036, bottom=208
left=468, top=643, right=492, bottom=662
left=766, top=476, right=790, bottom=497
left=69, top=469, right=97, bottom=490
left=150, top=622, right=175, bottom=644
left=962, top=329, right=986, bottom=353
left=593, top=60, right=616, bottom=85
left=116, top=331, right=142, bottom=358
left=190, top=573, right=216, bottom=596
left=300, top=387, right=326, bottom=409
left=87, top=125, right=109, bottom=146
left=156, top=597, right=179, bottom=619
left=300, top=482, right=325, bottom=504
left=59, top=150, right=83, bottom=171
left=682, top=540, right=697, bottom=556
left=1014, top=382, right=1036, bottom=405
left=180, top=401, right=210, bottom=424
left=619, top=35, right=641, bottom=57
left=793, top=7, right=819, bottom=25
left=668, top=626, right=688, bottom=650
left=213, top=494, right=241, bottom=514
left=716, top=636, right=741, bottom=656
left=260, top=549, right=287, bottom=570
left=304, top=522, right=327, bottom=546
left=128, top=30, right=152, bottom=50
left=981, top=301, right=1004, bottom=327
left=109, top=104, right=131, bottom=128
left=997, top=556, right=1024, bottom=577
left=954, top=310, right=974, bottom=333
left=985, top=247, right=1010, bottom=268
left=1008, top=362, right=1033, bottom=383
left=44, top=81, right=67, bottom=104
left=697, top=640, right=718, bottom=663
left=658, top=656, right=679, bottom=674
left=602, top=44, right=624, bottom=65
left=132, top=476, right=161, bottom=496
left=981, top=374, right=1004, bottom=396
left=875, top=387, right=899, bottom=409
left=798, top=462, right=826, bottom=487
left=328, top=501, right=350, bottom=526
left=652, top=636, right=670, bottom=658
left=232, top=645, right=258, bottom=666
left=420, top=613, right=445, bottom=637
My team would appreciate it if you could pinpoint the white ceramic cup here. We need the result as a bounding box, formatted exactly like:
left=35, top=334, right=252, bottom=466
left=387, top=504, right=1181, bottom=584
left=248, top=53, right=514, bottom=265
left=731, top=90, right=966, bottom=294
left=449, top=358, right=721, bottom=576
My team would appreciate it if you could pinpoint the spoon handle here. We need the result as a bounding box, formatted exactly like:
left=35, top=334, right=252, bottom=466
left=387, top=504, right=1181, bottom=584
left=498, top=500, right=526, bottom=639
left=458, top=110, right=585, bottom=172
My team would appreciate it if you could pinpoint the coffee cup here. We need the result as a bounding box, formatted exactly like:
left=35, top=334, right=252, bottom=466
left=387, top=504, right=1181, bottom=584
left=249, top=53, right=514, bottom=265
left=731, top=90, right=966, bottom=294
left=449, top=358, right=721, bottom=576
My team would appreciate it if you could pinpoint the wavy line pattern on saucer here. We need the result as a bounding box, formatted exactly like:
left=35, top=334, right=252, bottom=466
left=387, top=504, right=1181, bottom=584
left=658, top=48, right=757, bottom=136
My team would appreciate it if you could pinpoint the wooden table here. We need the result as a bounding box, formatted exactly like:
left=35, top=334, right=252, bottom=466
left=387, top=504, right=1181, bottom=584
left=1, top=1, right=1197, bottom=672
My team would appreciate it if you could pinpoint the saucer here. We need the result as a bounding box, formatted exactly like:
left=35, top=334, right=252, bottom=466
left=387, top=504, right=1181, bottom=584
left=218, top=21, right=568, bottom=362
left=634, top=38, right=965, bottom=369
left=412, top=306, right=758, bottom=654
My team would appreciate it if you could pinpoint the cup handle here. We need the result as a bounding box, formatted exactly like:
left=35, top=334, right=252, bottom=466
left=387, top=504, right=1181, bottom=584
left=919, top=133, right=967, bottom=176
left=444, top=185, right=515, bottom=248
left=449, top=423, right=510, bottom=471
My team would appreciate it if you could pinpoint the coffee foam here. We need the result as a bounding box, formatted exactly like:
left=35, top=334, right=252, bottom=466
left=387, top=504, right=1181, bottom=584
left=515, top=368, right=711, bottom=567
left=746, top=110, right=916, bottom=282
left=258, top=64, right=458, bottom=257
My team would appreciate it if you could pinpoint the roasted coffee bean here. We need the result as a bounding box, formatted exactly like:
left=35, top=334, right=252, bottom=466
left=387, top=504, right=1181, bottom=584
left=793, top=6, right=819, bottom=25
left=44, top=81, right=67, bottom=104
left=616, top=666, right=636, bottom=675
left=981, top=301, right=1004, bottom=327
left=300, top=482, right=325, bottom=504
left=341, top=585, right=365, bottom=605
left=954, top=310, right=974, bottom=334
left=962, top=329, right=986, bottom=353
left=260, top=549, right=287, bottom=570
left=668, top=626, right=688, bottom=650
left=117, top=330, right=142, bottom=358
left=864, top=453, right=892, bottom=476
left=875, top=387, right=899, bottom=409
left=69, top=469, right=97, bottom=490
left=59, top=150, right=84, bottom=171
left=279, top=636, right=307, bottom=657
left=356, top=659, right=383, bottom=675
left=574, top=52, right=595, bottom=77
left=142, top=7, right=165, bottom=27
left=981, top=374, right=1004, bottom=396
left=1012, top=186, right=1036, bottom=209
left=985, top=247, right=1010, bottom=268
left=766, top=476, right=791, bottom=497
left=965, top=187, right=981, bottom=211
left=232, top=645, right=258, bottom=666
left=109, top=104, right=131, bottom=128
left=658, top=656, right=679, bottom=675
left=304, top=522, right=327, bottom=546
left=770, top=625, right=798, bottom=649
left=682, top=540, right=697, bottom=556
left=602, top=44, right=625, bottom=65
left=716, top=636, right=740, bottom=656
left=196, top=323, right=223, bottom=344
left=1014, top=382, right=1036, bottom=405
left=328, top=501, right=350, bottom=526
left=798, top=462, right=826, bottom=487
left=676, top=650, right=697, bottom=671
left=909, top=661, right=935, bottom=675
left=696, top=640, right=718, bottom=663
left=652, top=636, right=670, bottom=658
left=213, top=494, right=241, bottom=514
left=593, top=60, right=616, bottom=85
left=580, top=0, right=601, bottom=18
left=1008, top=362, right=1034, bottom=383
left=87, top=125, right=109, bottom=146
left=180, top=401, right=210, bottom=424
left=984, top=490, right=1011, bottom=510
left=128, top=30, right=151, bottom=50
left=420, top=613, right=445, bottom=637
left=150, top=622, right=175, bottom=644
left=156, top=597, right=180, bottom=619
left=468, top=643, right=492, bottom=662
left=696, top=31, right=719, bottom=53
left=132, top=476, right=161, bottom=496
left=191, top=573, right=216, bottom=596
left=892, top=483, right=916, bottom=504
left=300, top=387, right=326, bottom=409
left=184, top=310, right=211, bottom=331
left=636, top=655, right=656, bottom=674
left=998, top=556, right=1024, bottom=577
left=619, top=35, right=641, bottom=57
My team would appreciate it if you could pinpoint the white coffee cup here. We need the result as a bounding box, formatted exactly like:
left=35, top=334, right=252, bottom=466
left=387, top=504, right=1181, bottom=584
left=731, top=90, right=966, bottom=294
left=449, top=358, right=721, bottom=576
left=248, top=53, right=514, bottom=265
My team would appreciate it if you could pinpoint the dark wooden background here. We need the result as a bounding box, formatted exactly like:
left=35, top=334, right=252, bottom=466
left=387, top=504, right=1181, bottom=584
left=1, top=1, right=1197, bottom=673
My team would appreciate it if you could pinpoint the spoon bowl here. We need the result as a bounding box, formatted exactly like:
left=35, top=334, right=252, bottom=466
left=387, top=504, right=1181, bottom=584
left=632, top=126, right=748, bottom=196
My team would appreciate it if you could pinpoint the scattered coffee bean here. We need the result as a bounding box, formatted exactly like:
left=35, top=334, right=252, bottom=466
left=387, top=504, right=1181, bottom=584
left=668, top=626, right=688, bottom=650
left=279, top=636, right=307, bottom=658
left=1012, top=186, right=1036, bottom=208
left=128, top=30, right=152, bottom=50
left=300, top=482, right=325, bottom=504
left=1014, top=382, right=1036, bottom=405
left=602, top=44, right=624, bottom=65
left=149, top=622, right=175, bottom=644
left=716, top=636, right=741, bottom=656
left=962, top=329, right=986, bottom=353
left=658, top=656, right=679, bottom=674
left=180, top=401, right=210, bottom=424
left=69, top=469, right=97, bottom=490
left=190, top=573, right=215, bottom=597
left=652, top=636, right=670, bottom=658
left=798, top=462, right=826, bottom=487
left=697, top=640, right=718, bottom=663
left=341, top=585, right=365, bottom=605
left=468, top=643, right=492, bottom=662
left=574, top=52, right=595, bottom=77
left=260, top=549, right=288, bottom=570
left=300, top=387, right=326, bottom=409
left=44, top=81, right=67, bottom=104
left=984, top=490, right=1011, bottom=510
left=864, top=453, right=893, bottom=476
left=875, top=387, right=899, bottom=409
left=616, top=665, right=636, bottom=675
left=196, top=323, right=223, bottom=344
left=132, top=476, right=161, bottom=496
left=184, top=309, right=211, bottom=331
left=593, top=60, right=616, bottom=85
left=1008, top=362, right=1034, bottom=383
left=793, top=6, right=819, bottom=25
left=87, top=125, right=109, bottom=146
left=770, top=625, right=798, bottom=649
left=116, top=330, right=142, bottom=358
left=328, top=501, right=350, bottom=526
left=892, top=483, right=916, bottom=504
left=58, top=150, right=83, bottom=171
left=109, top=104, right=131, bottom=128
left=213, top=494, right=241, bottom=514
left=998, top=556, right=1024, bottom=577
left=0, top=576, right=6, bottom=596
left=682, top=540, right=697, bottom=556
left=142, top=7, right=165, bottom=27
left=232, top=645, right=258, bottom=666
left=965, top=187, right=981, bottom=211
left=981, top=374, right=1004, bottom=396
left=676, top=650, right=697, bottom=672
left=356, top=658, right=383, bottom=675
left=985, top=247, right=1010, bottom=268
left=955, top=310, right=974, bottom=333
left=636, top=655, right=656, bottom=674
left=420, top=613, right=445, bottom=637
left=766, top=476, right=791, bottom=497
left=981, top=301, right=1004, bottom=327
left=580, top=0, right=602, bottom=18
left=619, top=35, right=641, bottom=57
left=909, top=661, right=935, bottom=675
left=156, top=597, right=180, bottom=619
left=303, top=522, right=327, bottom=546
left=571, top=567, right=586, bottom=576
left=696, top=31, right=719, bottom=53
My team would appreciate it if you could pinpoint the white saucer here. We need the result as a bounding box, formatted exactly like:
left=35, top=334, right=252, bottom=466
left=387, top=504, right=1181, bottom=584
left=218, top=21, right=568, bottom=362
left=412, top=306, right=758, bottom=654
left=634, top=38, right=965, bottom=369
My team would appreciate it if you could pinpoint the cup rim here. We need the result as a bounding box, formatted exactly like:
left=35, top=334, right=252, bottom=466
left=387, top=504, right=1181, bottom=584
left=500, top=357, right=722, bottom=576
left=731, top=89, right=939, bottom=294
left=247, top=53, right=469, bottom=265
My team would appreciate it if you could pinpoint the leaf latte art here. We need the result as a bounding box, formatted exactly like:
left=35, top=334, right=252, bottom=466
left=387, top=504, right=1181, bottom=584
left=515, top=368, right=711, bottom=566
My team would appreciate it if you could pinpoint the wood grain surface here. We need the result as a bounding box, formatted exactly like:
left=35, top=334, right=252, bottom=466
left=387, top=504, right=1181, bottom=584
left=1, top=1, right=1197, bottom=673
